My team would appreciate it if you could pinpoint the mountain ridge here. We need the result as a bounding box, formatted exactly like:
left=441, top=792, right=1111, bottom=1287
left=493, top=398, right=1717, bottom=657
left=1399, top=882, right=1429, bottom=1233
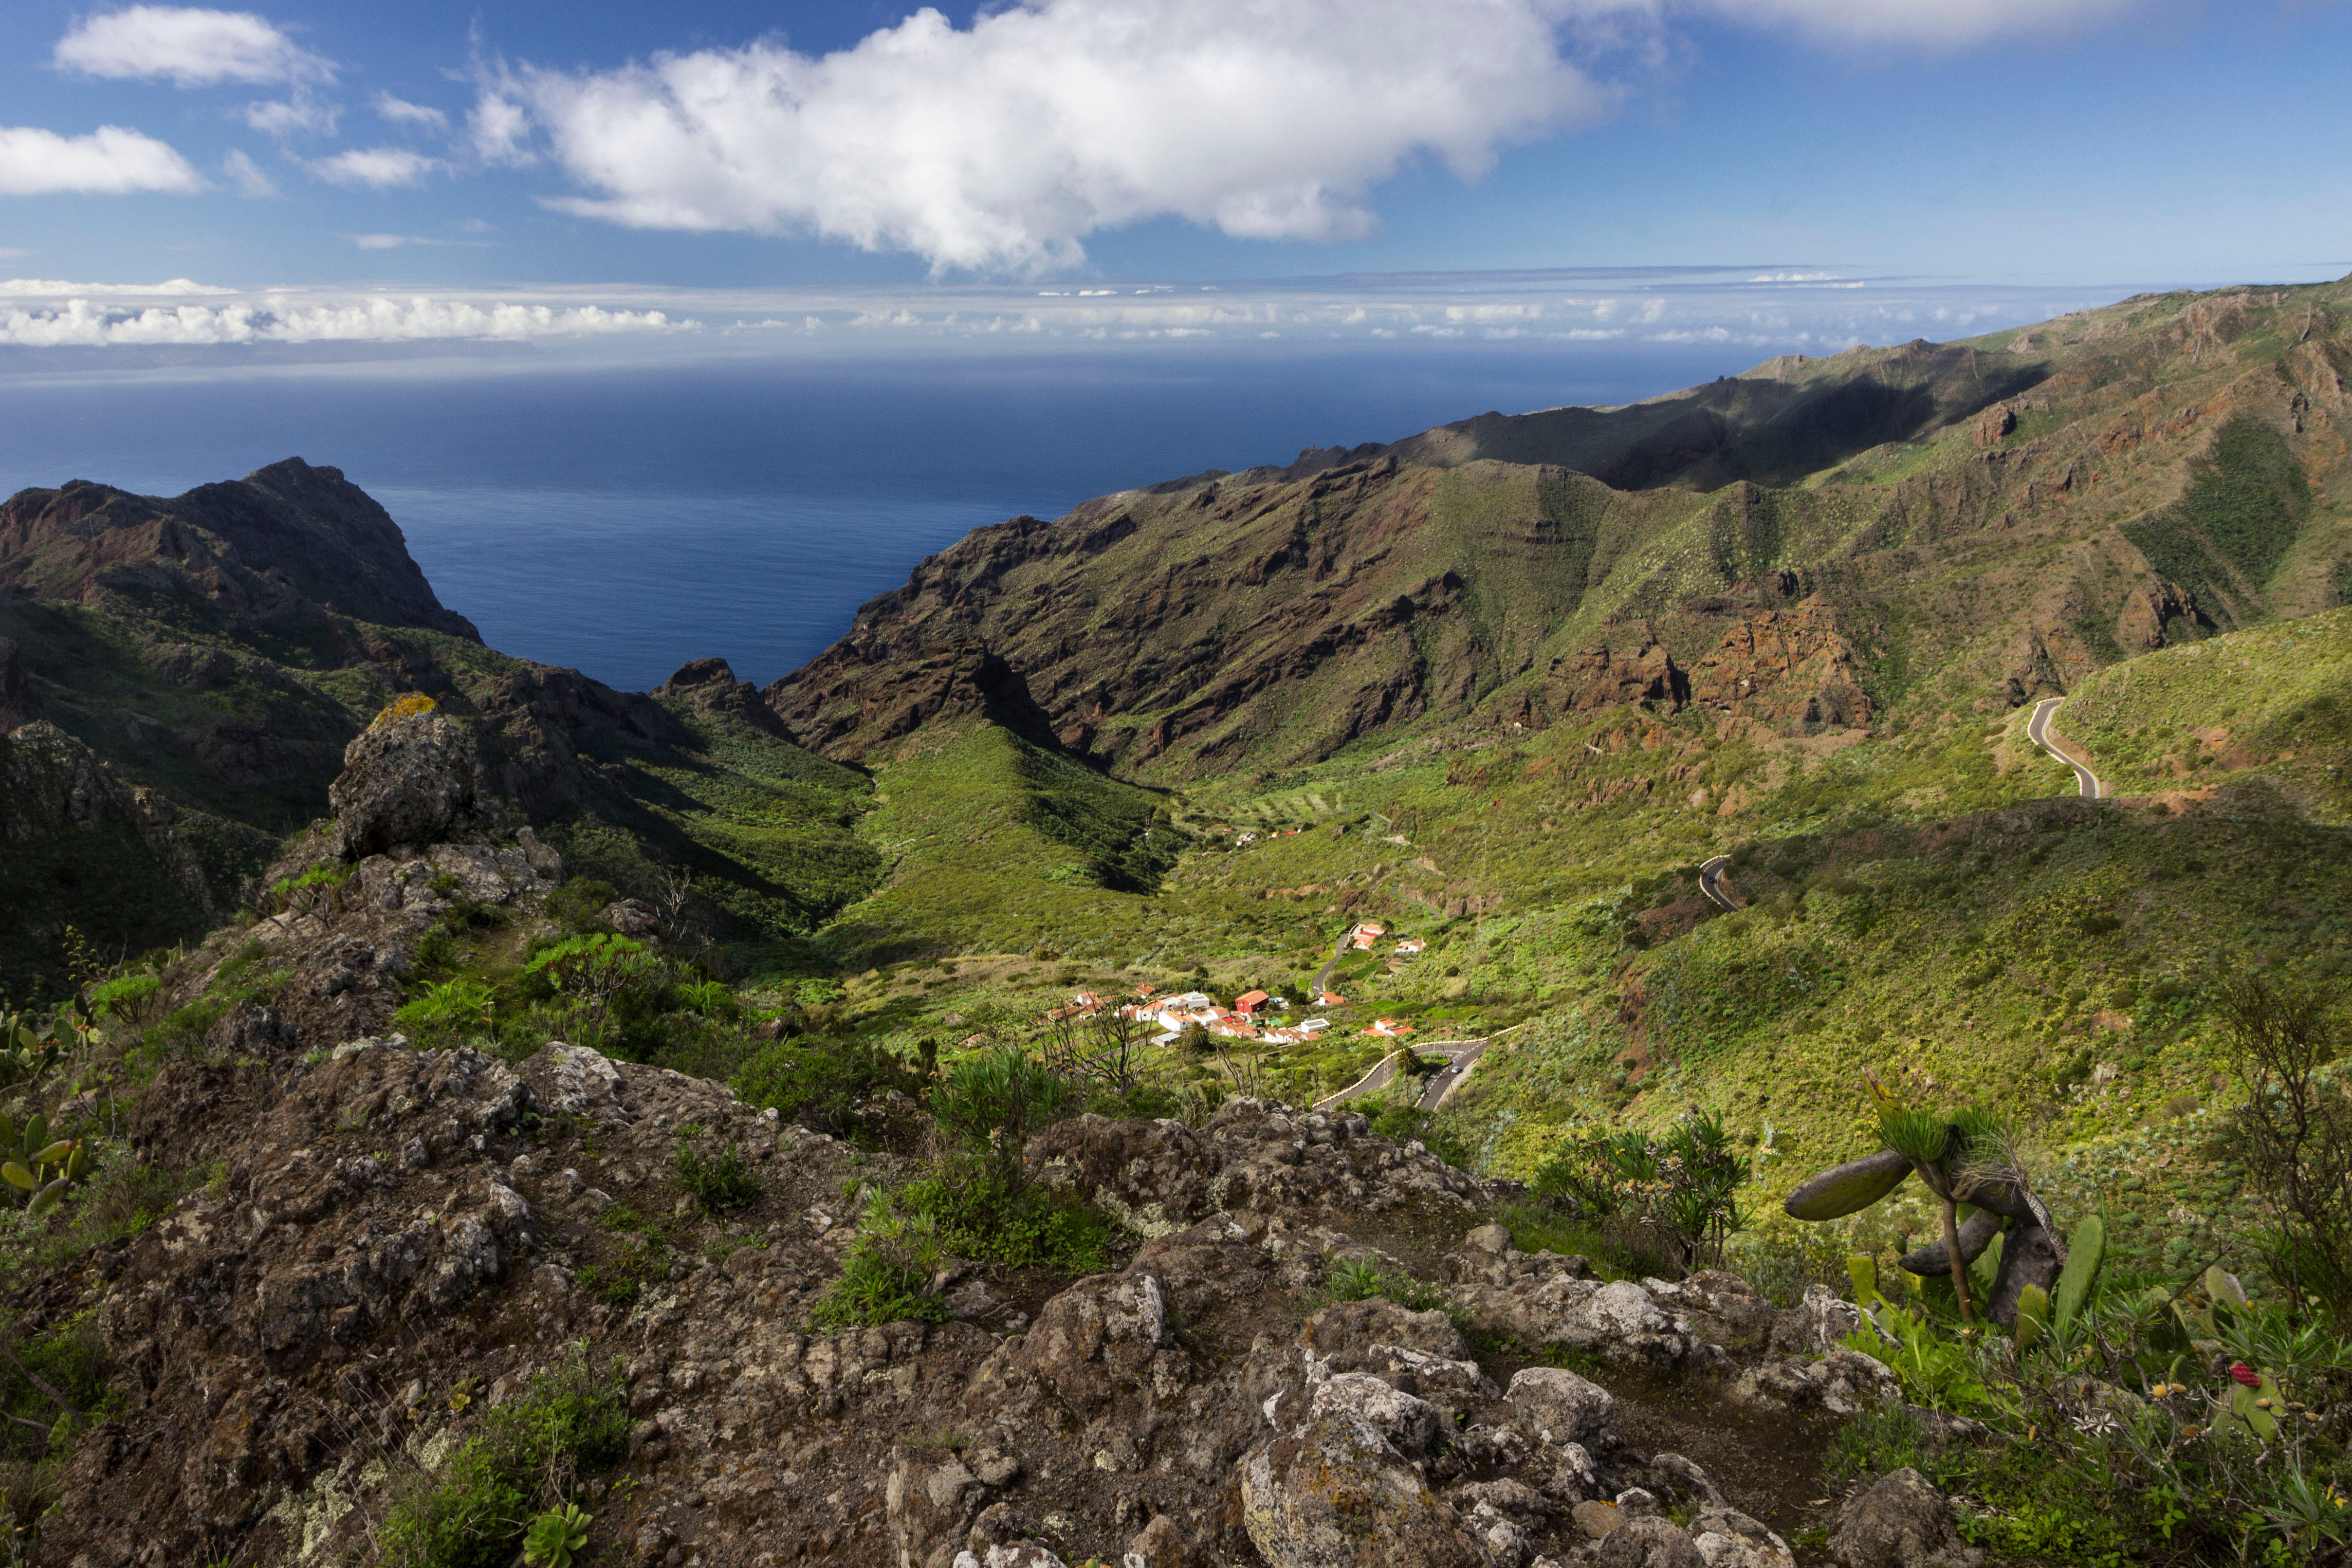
left=760, top=278, right=2351, bottom=784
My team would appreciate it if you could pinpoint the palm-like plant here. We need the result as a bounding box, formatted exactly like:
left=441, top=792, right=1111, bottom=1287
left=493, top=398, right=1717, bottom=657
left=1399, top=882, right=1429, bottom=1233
left=1784, top=1073, right=2057, bottom=1324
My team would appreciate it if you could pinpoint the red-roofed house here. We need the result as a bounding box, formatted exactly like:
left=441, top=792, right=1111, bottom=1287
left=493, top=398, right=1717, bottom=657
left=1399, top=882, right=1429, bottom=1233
left=1318, top=991, right=1347, bottom=1007
left=1233, top=989, right=1271, bottom=1015
left=1368, top=1018, right=1417, bottom=1038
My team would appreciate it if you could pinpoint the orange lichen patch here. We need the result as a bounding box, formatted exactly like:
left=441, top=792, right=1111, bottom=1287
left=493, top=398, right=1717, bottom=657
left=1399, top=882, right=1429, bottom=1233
left=370, top=691, right=438, bottom=729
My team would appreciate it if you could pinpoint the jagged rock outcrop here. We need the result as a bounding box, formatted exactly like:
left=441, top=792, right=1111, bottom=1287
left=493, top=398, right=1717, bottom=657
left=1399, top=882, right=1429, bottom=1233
left=769, top=639, right=1064, bottom=762
left=1512, top=631, right=1688, bottom=726
left=655, top=656, right=798, bottom=739
left=328, top=707, right=480, bottom=859
left=0, top=458, right=477, bottom=639
left=1685, top=604, right=1875, bottom=735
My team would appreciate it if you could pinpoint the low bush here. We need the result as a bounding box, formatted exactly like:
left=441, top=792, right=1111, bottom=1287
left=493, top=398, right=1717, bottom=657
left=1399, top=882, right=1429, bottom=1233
left=1321, top=1256, right=1452, bottom=1316
left=808, top=1191, right=949, bottom=1329
left=733, top=1038, right=927, bottom=1139
left=672, top=1139, right=759, bottom=1215
left=928, top=1048, right=1074, bottom=1195
left=1531, top=1111, right=1750, bottom=1279
left=84, top=974, right=160, bottom=1028
left=378, top=1352, right=628, bottom=1568
left=393, top=978, right=497, bottom=1045
left=898, top=1170, right=1116, bottom=1273
left=543, top=879, right=618, bottom=934
left=1831, top=1258, right=2351, bottom=1565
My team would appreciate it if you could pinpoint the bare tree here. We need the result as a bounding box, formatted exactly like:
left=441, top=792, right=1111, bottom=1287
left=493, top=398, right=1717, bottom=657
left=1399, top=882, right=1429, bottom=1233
left=1039, top=1009, right=1147, bottom=1100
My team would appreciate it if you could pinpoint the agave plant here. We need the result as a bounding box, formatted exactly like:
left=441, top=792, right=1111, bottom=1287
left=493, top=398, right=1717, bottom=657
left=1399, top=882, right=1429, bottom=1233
left=1783, top=1072, right=2066, bottom=1324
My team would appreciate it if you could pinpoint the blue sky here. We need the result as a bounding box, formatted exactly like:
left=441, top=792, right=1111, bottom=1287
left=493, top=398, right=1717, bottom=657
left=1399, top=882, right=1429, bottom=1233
left=0, top=2, right=2345, bottom=357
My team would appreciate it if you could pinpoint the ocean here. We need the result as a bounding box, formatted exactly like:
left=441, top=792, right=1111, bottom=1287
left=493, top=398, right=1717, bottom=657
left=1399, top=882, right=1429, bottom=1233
left=0, top=341, right=1762, bottom=691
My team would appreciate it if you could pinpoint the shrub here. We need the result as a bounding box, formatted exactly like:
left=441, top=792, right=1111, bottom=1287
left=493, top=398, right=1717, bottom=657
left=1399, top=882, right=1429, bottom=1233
left=733, top=1038, right=926, bottom=1138
left=394, top=978, right=497, bottom=1043
left=84, top=974, right=160, bottom=1028
left=808, top=1192, right=949, bottom=1329
left=1829, top=1248, right=2352, bottom=1566
left=263, top=865, right=350, bottom=917
left=672, top=1140, right=759, bottom=1215
left=1529, top=1111, right=1750, bottom=1278
left=378, top=1352, right=627, bottom=1568
left=929, top=1048, right=1074, bottom=1196
left=898, top=1171, right=1115, bottom=1272
left=672, top=979, right=739, bottom=1021
left=1322, top=1256, right=1451, bottom=1316
left=2209, top=969, right=2352, bottom=1326
left=521, top=934, right=663, bottom=1042
left=543, top=879, right=618, bottom=934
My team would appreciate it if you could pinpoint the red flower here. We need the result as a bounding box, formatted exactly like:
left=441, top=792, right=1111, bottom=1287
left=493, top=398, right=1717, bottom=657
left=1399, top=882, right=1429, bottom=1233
left=2230, top=1362, right=2261, bottom=1388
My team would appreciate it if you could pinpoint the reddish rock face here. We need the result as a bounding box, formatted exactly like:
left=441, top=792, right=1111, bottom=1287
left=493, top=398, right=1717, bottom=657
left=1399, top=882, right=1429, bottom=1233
left=1686, top=604, right=1874, bottom=736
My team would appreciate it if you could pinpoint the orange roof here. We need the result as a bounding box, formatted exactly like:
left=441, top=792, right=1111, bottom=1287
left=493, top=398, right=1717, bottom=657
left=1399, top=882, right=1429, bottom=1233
left=1235, top=989, right=1271, bottom=1007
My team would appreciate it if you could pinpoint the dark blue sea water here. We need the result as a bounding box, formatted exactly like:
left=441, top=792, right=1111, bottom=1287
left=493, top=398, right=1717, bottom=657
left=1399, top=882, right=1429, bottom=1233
left=0, top=343, right=1751, bottom=690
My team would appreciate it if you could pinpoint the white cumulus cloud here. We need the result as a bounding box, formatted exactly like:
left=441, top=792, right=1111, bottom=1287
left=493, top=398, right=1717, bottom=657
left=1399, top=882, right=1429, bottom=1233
left=489, top=0, right=1615, bottom=273
left=373, top=92, right=448, bottom=130
left=307, top=147, right=444, bottom=189
left=53, top=5, right=334, bottom=87
left=242, top=90, right=337, bottom=137
left=0, top=125, right=205, bottom=196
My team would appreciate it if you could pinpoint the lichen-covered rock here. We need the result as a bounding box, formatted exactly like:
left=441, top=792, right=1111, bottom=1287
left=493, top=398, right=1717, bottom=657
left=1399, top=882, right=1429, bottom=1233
left=1597, top=1515, right=1705, bottom=1568
left=1689, top=1507, right=1797, bottom=1568
left=1506, top=1367, right=1616, bottom=1445
left=1453, top=1272, right=1718, bottom=1369
left=1240, top=1412, right=1495, bottom=1568
left=1311, top=1371, right=1445, bottom=1458
left=329, top=707, right=477, bottom=859
left=1830, top=1468, right=1985, bottom=1568
left=990, top=1271, right=1186, bottom=1422
left=1729, top=1348, right=1899, bottom=1415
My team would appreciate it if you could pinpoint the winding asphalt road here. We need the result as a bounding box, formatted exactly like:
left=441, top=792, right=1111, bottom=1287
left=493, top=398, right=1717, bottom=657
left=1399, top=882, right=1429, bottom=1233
left=1698, top=854, right=1742, bottom=911
left=2028, top=696, right=2105, bottom=799
left=1313, top=1025, right=1522, bottom=1114
left=1310, top=928, right=1352, bottom=999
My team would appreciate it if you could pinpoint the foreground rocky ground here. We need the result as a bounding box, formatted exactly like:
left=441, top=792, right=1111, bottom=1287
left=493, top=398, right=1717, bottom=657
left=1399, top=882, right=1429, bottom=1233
left=12, top=714, right=1992, bottom=1568
left=45, top=1029, right=1981, bottom=1568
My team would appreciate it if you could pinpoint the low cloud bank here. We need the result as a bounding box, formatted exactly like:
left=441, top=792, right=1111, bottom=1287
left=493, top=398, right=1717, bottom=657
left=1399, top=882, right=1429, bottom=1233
left=0, top=288, right=691, bottom=346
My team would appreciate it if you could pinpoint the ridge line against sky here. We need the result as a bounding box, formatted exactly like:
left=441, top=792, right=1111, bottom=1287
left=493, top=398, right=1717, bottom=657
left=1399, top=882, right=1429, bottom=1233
left=0, top=2, right=2346, bottom=298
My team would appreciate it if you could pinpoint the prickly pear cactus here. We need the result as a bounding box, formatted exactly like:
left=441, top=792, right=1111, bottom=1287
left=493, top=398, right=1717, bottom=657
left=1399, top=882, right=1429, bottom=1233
left=2216, top=1363, right=2284, bottom=1442
left=2013, top=1284, right=2051, bottom=1351
left=2053, top=1213, right=2104, bottom=1330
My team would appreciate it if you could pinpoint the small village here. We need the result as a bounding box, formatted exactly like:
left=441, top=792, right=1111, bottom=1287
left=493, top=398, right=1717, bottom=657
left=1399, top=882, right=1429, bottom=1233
left=1040, top=921, right=1429, bottom=1045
